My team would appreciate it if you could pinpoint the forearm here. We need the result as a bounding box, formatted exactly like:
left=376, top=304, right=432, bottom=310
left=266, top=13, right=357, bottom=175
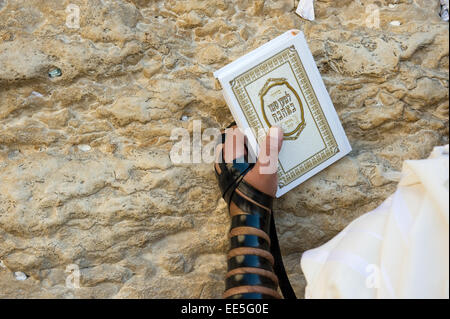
left=223, top=182, right=281, bottom=299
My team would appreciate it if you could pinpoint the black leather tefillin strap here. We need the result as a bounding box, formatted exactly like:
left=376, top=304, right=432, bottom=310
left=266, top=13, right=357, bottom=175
left=269, top=213, right=297, bottom=299
left=214, top=123, right=297, bottom=300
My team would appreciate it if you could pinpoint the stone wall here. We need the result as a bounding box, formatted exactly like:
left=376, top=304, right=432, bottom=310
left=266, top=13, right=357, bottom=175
left=0, top=0, right=448, bottom=298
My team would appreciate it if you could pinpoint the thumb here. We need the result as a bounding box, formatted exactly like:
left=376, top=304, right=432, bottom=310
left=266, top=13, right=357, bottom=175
left=243, top=126, right=284, bottom=197
left=255, top=126, right=284, bottom=176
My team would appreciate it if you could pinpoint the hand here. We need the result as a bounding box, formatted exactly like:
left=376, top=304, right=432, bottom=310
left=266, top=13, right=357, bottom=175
left=221, top=126, right=284, bottom=197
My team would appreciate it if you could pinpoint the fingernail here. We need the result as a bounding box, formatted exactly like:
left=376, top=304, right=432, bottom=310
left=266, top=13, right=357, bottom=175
left=269, top=126, right=283, bottom=137
left=269, top=126, right=283, bottom=144
left=268, top=126, right=283, bottom=151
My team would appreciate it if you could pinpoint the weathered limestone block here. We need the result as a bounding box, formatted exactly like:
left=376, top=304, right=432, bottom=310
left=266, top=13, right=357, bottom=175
left=0, top=0, right=448, bottom=298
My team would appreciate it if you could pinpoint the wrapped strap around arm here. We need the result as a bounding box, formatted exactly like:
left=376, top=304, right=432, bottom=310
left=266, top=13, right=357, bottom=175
left=223, top=179, right=282, bottom=299
left=215, top=127, right=296, bottom=300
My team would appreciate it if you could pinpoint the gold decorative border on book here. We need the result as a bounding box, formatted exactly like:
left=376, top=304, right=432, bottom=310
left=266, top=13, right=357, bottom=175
left=259, top=78, right=306, bottom=140
left=230, top=45, right=339, bottom=189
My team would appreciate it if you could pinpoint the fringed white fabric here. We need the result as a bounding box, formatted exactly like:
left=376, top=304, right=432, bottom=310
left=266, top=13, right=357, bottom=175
left=301, top=145, right=449, bottom=299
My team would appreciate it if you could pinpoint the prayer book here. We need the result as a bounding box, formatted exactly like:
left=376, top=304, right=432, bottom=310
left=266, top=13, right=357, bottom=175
left=214, top=30, right=352, bottom=197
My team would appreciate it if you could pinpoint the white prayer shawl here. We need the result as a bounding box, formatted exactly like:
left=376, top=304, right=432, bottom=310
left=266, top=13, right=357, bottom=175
left=301, top=145, right=449, bottom=299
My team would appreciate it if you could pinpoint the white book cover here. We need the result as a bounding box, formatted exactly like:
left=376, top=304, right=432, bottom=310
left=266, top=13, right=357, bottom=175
left=214, top=30, right=352, bottom=198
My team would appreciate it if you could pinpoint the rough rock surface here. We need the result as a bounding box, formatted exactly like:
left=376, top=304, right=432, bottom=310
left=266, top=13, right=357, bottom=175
left=0, top=0, right=448, bottom=298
